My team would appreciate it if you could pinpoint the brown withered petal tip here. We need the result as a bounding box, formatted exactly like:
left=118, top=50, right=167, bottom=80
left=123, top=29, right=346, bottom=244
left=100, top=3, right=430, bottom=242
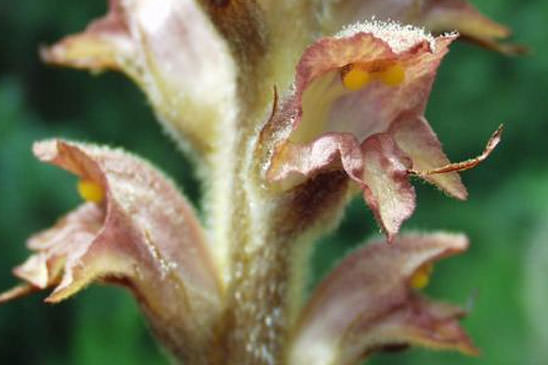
left=410, top=124, right=503, bottom=176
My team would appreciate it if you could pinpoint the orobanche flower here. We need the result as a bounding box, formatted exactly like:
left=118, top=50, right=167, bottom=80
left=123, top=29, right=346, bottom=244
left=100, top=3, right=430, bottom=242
left=258, top=22, right=502, bottom=239
left=2, top=1, right=515, bottom=364
left=1, top=140, right=222, bottom=362
left=290, top=233, right=477, bottom=365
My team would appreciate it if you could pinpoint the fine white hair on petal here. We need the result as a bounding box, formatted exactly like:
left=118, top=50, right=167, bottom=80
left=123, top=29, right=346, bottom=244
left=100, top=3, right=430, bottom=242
left=336, top=18, right=436, bottom=53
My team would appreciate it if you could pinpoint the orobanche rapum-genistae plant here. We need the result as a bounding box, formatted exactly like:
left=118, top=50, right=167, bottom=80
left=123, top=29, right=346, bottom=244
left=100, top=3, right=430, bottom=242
left=0, top=1, right=520, bottom=364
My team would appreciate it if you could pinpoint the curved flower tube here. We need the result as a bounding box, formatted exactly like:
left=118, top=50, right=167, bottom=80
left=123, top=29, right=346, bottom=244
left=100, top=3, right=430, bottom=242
left=289, top=232, right=477, bottom=365
left=0, top=140, right=222, bottom=363
left=41, top=0, right=238, bottom=154
left=260, top=21, right=501, bottom=240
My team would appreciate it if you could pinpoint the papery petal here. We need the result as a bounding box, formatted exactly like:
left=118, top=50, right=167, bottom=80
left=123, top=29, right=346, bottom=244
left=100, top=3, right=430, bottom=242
left=42, top=0, right=238, bottom=153
left=346, top=293, right=478, bottom=358
left=266, top=133, right=363, bottom=190
left=318, top=0, right=522, bottom=54
left=267, top=132, right=415, bottom=241
left=360, top=134, right=415, bottom=241
left=302, top=27, right=450, bottom=140
left=1, top=139, right=221, bottom=362
left=289, top=24, right=445, bottom=143
left=389, top=115, right=467, bottom=199
left=14, top=203, right=103, bottom=289
left=289, top=233, right=475, bottom=365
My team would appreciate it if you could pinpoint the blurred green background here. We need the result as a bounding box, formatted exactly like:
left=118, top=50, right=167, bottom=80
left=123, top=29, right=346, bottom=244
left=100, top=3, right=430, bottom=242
left=1, top=1, right=547, bottom=364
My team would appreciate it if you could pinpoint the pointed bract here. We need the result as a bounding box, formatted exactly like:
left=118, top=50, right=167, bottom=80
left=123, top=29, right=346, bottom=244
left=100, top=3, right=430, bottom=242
left=390, top=115, right=468, bottom=199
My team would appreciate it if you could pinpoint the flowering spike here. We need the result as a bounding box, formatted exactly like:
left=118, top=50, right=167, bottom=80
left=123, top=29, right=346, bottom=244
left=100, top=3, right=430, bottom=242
left=2, top=1, right=520, bottom=363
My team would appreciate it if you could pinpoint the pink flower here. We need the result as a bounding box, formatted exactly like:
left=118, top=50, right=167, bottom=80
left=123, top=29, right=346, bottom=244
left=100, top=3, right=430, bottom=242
left=260, top=21, right=502, bottom=240
left=1, top=140, right=222, bottom=362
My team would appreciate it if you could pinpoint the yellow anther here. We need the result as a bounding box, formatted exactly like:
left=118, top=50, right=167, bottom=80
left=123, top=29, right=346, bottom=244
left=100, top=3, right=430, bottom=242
left=341, top=65, right=371, bottom=91
left=77, top=179, right=105, bottom=203
left=410, top=262, right=434, bottom=290
left=378, top=63, right=405, bottom=86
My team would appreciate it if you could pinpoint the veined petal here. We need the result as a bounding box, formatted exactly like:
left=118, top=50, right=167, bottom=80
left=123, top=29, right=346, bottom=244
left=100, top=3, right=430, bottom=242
left=289, top=232, right=477, bottom=365
left=389, top=115, right=467, bottom=199
left=13, top=203, right=103, bottom=289
left=1, top=140, right=221, bottom=363
left=266, top=133, right=363, bottom=190
left=344, top=293, right=478, bottom=359
left=266, top=132, right=416, bottom=241
left=42, top=0, right=238, bottom=153
left=360, top=134, right=415, bottom=241
left=318, top=0, right=522, bottom=54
